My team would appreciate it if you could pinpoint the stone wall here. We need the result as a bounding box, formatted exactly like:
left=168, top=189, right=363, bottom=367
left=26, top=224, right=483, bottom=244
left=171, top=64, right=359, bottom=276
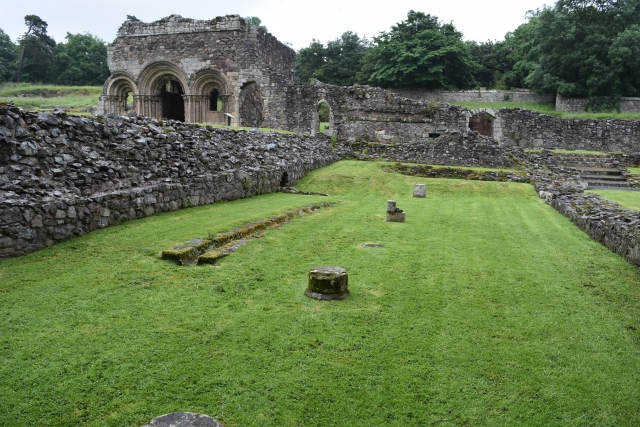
left=100, top=15, right=295, bottom=126
left=0, top=102, right=344, bottom=258
left=556, top=93, right=640, bottom=113
left=389, top=88, right=554, bottom=104
left=496, top=108, right=640, bottom=152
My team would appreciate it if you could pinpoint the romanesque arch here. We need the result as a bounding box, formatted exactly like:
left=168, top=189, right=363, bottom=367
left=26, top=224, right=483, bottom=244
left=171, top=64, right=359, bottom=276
left=99, top=71, right=136, bottom=116
left=239, top=82, right=263, bottom=127
left=188, top=68, right=231, bottom=124
left=137, top=61, right=190, bottom=121
left=311, top=99, right=334, bottom=136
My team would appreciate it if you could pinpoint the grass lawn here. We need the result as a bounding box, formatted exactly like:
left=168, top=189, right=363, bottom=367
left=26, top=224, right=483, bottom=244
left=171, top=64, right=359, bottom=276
left=0, top=83, right=102, bottom=113
left=586, top=189, right=640, bottom=211
left=448, top=101, right=640, bottom=120
left=2, top=161, right=640, bottom=426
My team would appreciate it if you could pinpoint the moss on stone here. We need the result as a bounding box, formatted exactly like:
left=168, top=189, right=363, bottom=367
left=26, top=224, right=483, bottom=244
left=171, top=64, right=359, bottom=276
left=197, top=249, right=228, bottom=265
left=161, top=247, right=197, bottom=265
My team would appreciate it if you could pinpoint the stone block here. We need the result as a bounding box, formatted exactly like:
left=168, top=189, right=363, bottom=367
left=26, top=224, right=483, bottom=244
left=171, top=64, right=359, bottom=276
left=413, top=184, right=427, bottom=198
left=305, top=266, right=348, bottom=300
left=386, top=200, right=405, bottom=223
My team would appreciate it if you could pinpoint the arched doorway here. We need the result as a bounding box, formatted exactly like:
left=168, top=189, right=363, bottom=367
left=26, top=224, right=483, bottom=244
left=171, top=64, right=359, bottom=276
left=469, top=112, right=494, bottom=137
left=161, top=80, right=185, bottom=121
left=312, top=99, right=333, bottom=136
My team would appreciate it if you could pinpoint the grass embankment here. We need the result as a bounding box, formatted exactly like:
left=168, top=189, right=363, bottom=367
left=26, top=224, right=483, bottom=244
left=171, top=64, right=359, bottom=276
left=2, top=161, right=640, bottom=426
left=0, top=83, right=102, bottom=113
left=448, top=100, right=640, bottom=120
left=586, top=189, right=640, bottom=210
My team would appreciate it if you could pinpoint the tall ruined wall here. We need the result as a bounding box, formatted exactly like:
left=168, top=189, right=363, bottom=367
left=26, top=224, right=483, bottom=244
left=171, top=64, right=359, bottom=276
left=279, top=82, right=471, bottom=141
left=0, top=102, right=343, bottom=258
left=108, top=15, right=295, bottom=78
left=497, top=108, right=640, bottom=152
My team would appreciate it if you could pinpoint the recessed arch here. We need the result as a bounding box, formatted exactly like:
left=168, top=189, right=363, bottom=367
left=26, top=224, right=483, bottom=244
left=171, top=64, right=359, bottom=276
left=136, top=62, right=189, bottom=122
left=311, top=98, right=334, bottom=136
left=100, top=71, right=136, bottom=116
left=190, top=68, right=232, bottom=123
left=137, top=61, right=189, bottom=95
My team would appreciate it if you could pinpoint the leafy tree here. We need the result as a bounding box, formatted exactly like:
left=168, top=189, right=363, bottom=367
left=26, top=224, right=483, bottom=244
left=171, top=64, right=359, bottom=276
left=466, top=40, right=515, bottom=89
left=244, top=16, right=267, bottom=32
left=126, top=15, right=141, bottom=22
left=0, top=28, right=17, bottom=82
left=54, top=33, right=109, bottom=85
left=16, top=15, right=56, bottom=83
left=358, top=11, right=477, bottom=89
left=296, top=32, right=369, bottom=85
left=296, top=39, right=326, bottom=83
left=519, top=0, right=640, bottom=110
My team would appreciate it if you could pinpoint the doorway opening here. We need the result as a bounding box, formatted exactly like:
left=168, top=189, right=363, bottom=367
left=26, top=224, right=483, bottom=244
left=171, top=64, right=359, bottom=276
left=161, top=80, right=185, bottom=121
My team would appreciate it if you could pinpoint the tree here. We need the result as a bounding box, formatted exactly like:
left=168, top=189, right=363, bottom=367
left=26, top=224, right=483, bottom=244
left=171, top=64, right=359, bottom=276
left=296, top=32, right=369, bottom=86
left=244, top=16, right=267, bottom=32
left=16, top=15, right=55, bottom=83
left=466, top=40, right=516, bottom=89
left=519, top=0, right=640, bottom=110
left=126, top=15, right=141, bottom=22
left=54, top=33, right=109, bottom=86
left=0, top=28, right=17, bottom=82
left=358, top=11, right=477, bottom=89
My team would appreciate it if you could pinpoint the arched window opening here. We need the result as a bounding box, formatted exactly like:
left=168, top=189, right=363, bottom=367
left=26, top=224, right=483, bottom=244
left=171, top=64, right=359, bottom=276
left=125, top=91, right=134, bottom=111
left=161, top=80, right=185, bottom=122
left=318, top=102, right=330, bottom=134
left=209, top=89, right=219, bottom=111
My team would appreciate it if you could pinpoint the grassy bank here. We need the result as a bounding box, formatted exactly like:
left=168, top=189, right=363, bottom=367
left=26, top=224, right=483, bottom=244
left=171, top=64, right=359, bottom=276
left=0, top=83, right=102, bottom=113
left=1, top=161, right=640, bottom=426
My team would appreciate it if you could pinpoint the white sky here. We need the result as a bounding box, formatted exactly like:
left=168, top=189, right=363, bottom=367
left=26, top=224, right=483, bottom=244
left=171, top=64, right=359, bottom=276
left=0, top=0, right=550, bottom=50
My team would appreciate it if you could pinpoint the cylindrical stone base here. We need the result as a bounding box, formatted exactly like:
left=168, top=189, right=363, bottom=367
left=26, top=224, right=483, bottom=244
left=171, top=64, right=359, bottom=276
left=142, top=412, right=222, bottom=427
left=413, top=184, right=427, bottom=198
left=305, top=266, right=348, bottom=300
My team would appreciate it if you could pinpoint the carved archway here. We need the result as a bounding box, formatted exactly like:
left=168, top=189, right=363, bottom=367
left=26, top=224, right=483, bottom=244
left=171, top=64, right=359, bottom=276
left=99, top=71, right=136, bottom=116
left=188, top=68, right=232, bottom=124
left=137, top=61, right=190, bottom=121
left=311, top=99, right=334, bottom=136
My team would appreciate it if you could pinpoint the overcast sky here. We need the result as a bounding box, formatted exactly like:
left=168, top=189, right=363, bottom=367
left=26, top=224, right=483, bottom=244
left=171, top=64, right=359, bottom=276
left=0, top=0, right=550, bottom=50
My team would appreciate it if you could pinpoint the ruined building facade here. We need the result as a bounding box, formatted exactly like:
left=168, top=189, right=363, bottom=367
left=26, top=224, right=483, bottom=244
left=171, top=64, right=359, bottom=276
left=97, top=15, right=295, bottom=127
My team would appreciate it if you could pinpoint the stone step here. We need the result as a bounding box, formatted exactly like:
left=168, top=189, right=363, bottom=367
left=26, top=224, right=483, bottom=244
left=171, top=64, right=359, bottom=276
left=580, top=174, right=627, bottom=182
left=585, top=179, right=630, bottom=188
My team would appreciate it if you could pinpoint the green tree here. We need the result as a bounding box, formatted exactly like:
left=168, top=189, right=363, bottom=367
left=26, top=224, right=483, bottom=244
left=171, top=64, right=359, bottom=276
left=296, top=32, right=369, bottom=85
left=54, top=33, right=109, bottom=85
left=520, top=0, right=640, bottom=110
left=295, top=39, right=326, bottom=83
left=0, top=28, right=17, bottom=82
left=358, top=11, right=477, bottom=89
left=16, top=15, right=56, bottom=83
left=466, top=40, right=515, bottom=89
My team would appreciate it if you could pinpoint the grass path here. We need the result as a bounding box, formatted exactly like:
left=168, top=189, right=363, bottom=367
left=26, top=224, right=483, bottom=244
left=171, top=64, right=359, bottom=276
left=1, top=161, right=640, bottom=426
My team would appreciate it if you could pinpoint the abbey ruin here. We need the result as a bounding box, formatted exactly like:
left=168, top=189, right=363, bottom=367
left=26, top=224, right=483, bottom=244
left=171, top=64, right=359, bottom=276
left=3, top=14, right=640, bottom=262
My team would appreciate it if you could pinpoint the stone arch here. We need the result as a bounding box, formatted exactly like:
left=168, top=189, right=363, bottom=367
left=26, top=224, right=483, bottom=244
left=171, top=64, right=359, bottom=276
left=311, top=99, right=334, bottom=136
left=469, top=109, right=495, bottom=137
left=189, top=68, right=231, bottom=124
left=99, top=71, right=136, bottom=116
left=136, top=61, right=189, bottom=121
left=239, top=81, right=263, bottom=127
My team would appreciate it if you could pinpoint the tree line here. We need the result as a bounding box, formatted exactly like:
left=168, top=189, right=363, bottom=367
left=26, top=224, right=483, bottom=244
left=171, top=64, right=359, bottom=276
left=0, top=14, right=115, bottom=86
left=296, top=0, right=640, bottom=111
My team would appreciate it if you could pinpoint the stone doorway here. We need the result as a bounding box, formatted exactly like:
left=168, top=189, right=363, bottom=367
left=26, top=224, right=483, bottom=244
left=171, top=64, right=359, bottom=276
left=161, top=80, right=185, bottom=121
left=469, top=112, right=494, bottom=137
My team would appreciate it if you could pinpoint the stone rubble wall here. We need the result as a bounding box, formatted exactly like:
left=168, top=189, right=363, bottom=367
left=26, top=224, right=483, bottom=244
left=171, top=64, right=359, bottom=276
left=0, top=102, right=345, bottom=258
left=496, top=108, right=640, bottom=152
left=389, top=88, right=554, bottom=104
left=556, top=93, right=640, bottom=113
left=346, top=129, right=529, bottom=169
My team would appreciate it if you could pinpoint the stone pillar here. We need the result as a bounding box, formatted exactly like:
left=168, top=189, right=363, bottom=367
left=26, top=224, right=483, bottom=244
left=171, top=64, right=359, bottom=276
left=386, top=200, right=405, bottom=222
left=305, top=266, right=349, bottom=300
left=413, top=184, right=427, bottom=198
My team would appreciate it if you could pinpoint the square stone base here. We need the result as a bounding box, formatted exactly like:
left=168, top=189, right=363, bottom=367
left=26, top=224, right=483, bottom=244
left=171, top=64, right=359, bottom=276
left=386, top=212, right=406, bottom=222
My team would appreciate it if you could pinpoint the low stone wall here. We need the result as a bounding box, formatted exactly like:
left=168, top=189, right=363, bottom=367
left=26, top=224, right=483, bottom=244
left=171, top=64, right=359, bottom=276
left=556, top=93, right=640, bottom=113
left=496, top=108, right=640, bottom=152
left=0, top=102, right=344, bottom=258
left=389, top=88, right=554, bottom=104
left=347, top=129, right=529, bottom=169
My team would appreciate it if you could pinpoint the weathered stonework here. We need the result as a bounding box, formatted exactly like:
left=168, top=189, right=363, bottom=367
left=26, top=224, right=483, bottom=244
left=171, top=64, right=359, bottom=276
left=98, top=15, right=295, bottom=126
left=389, top=88, right=554, bottom=104
left=0, top=102, right=344, bottom=258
